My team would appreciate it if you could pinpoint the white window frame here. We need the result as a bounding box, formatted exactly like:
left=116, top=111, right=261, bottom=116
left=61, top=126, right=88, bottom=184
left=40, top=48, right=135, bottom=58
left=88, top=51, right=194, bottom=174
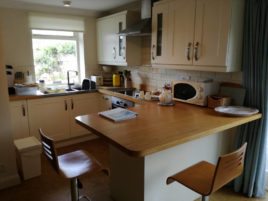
left=32, top=29, right=84, bottom=84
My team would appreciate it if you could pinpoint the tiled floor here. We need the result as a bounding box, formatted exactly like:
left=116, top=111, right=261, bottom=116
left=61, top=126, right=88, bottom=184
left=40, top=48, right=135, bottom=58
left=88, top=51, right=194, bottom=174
left=0, top=138, right=266, bottom=201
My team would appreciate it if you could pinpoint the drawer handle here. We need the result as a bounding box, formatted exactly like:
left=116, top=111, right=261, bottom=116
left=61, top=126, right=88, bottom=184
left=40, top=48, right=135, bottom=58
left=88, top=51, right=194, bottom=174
left=186, top=42, right=192, bottom=61
left=64, top=100, right=68, bottom=111
left=22, top=104, right=26, bottom=116
left=194, top=42, right=199, bottom=61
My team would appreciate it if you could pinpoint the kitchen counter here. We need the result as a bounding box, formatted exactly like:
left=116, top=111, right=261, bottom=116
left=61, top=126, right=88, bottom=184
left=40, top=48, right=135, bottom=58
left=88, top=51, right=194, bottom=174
left=76, top=101, right=261, bottom=157
left=9, top=86, right=139, bottom=102
left=76, top=101, right=261, bottom=201
left=9, top=89, right=98, bottom=101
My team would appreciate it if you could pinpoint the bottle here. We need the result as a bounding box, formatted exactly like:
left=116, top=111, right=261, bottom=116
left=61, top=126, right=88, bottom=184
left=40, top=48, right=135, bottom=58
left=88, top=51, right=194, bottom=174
left=118, top=71, right=124, bottom=87
left=113, top=73, right=120, bottom=87
left=39, top=80, right=45, bottom=92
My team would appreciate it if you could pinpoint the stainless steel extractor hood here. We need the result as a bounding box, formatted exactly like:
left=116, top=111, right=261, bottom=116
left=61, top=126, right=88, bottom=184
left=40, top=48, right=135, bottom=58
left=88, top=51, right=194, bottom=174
left=119, top=0, right=157, bottom=36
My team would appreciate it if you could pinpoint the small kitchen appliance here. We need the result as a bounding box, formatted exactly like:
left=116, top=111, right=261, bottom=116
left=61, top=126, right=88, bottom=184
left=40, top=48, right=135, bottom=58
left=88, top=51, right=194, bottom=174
left=172, top=79, right=219, bottom=106
left=82, top=78, right=96, bottom=90
left=90, top=75, right=103, bottom=86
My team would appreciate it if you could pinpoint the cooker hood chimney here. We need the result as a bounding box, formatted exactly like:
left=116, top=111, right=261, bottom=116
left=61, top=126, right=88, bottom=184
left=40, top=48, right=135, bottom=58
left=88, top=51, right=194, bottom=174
left=119, top=0, right=156, bottom=36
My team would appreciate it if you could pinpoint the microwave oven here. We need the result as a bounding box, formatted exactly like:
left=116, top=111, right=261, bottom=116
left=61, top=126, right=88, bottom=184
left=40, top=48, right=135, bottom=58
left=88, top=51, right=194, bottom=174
left=172, top=80, right=219, bottom=106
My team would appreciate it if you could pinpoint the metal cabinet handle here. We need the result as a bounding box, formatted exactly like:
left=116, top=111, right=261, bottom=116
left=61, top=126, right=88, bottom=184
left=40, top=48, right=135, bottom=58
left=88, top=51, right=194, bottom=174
left=113, top=47, right=116, bottom=59
left=122, top=46, right=126, bottom=60
left=152, top=44, right=156, bottom=60
left=71, top=99, right=74, bottom=110
left=64, top=100, right=68, bottom=111
left=22, top=104, right=26, bottom=116
left=186, top=42, right=192, bottom=61
left=194, top=42, right=199, bottom=61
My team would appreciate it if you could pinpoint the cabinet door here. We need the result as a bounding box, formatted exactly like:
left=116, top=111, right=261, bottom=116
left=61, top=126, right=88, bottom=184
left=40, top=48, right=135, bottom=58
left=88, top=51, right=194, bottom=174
left=97, top=17, right=117, bottom=64
left=10, top=101, right=30, bottom=139
left=151, top=2, right=170, bottom=64
left=168, top=0, right=196, bottom=65
left=28, top=97, right=70, bottom=141
left=115, top=14, right=127, bottom=65
left=69, top=93, right=102, bottom=137
left=99, top=95, right=112, bottom=111
left=194, top=0, right=231, bottom=66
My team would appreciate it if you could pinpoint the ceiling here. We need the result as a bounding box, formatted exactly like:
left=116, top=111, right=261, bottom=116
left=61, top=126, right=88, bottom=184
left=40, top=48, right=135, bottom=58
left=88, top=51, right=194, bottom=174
left=0, top=0, right=139, bottom=15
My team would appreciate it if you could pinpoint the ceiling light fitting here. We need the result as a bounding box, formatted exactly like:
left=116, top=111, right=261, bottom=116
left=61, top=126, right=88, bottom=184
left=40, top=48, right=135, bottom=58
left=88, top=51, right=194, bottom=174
left=63, top=0, right=71, bottom=7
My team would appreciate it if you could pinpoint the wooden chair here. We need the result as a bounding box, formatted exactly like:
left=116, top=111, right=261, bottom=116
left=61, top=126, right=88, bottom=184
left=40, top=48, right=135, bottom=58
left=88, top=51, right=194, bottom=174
left=166, top=143, right=247, bottom=201
left=39, top=129, right=101, bottom=201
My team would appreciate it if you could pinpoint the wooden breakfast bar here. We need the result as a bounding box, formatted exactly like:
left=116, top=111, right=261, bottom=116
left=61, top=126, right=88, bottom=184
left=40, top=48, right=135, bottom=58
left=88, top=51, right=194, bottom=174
left=76, top=102, right=261, bottom=201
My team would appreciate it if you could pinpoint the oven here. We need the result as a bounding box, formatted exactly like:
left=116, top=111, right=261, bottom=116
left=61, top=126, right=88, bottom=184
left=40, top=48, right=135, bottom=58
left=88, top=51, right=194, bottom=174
left=111, top=97, right=135, bottom=109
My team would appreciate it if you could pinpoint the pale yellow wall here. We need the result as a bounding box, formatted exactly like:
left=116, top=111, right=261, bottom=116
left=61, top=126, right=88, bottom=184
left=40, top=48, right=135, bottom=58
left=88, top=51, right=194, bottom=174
left=0, top=20, right=20, bottom=189
left=84, top=16, right=99, bottom=77
left=0, top=7, right=99, bottom=81
left=0, top=8, right=34, bottom=73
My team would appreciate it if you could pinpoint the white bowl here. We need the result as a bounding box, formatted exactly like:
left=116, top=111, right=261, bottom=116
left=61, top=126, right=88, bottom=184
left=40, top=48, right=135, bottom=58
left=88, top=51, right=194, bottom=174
left=102, top=66, right=113, bottom=73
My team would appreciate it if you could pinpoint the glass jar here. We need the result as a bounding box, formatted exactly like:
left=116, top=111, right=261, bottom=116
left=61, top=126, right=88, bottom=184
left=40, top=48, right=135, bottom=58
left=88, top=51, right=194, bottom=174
left=113, top=74, right=120, bottom=87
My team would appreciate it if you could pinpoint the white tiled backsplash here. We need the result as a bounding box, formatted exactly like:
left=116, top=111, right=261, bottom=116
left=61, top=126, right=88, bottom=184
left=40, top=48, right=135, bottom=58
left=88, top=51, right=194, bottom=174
left=125, top=66, right=242, bottom=91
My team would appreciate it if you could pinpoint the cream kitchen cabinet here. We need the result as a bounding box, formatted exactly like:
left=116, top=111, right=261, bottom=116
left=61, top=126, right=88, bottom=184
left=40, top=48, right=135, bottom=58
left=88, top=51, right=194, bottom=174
left=151, top=0, right=244, bottom=72
left=99, top=95, right=112, bottom=111
left=70, top=93, right=102, bottom=137
left=97, top=10, right=141, bottom=66
left=27, top=96, right=70, bottom=141
left=27, top=93, right=103, bottom=141
left=9, top=100, right=30, bottom=139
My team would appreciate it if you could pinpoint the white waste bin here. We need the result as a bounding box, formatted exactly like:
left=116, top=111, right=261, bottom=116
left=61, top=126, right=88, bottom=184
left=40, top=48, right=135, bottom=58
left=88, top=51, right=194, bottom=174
left=14, top=136, right=42, bottom=180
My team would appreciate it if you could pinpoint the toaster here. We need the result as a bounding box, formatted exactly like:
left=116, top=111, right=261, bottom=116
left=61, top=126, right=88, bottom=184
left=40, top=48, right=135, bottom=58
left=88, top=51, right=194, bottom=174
left=82, top=79, right=96, bottom=90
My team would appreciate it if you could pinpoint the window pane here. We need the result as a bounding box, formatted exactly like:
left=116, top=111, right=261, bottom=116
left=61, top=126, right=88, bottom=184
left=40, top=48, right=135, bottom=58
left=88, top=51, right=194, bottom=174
left=32, top=38, right=78, bottom=85
left=32, top=29, right=74, bottom=36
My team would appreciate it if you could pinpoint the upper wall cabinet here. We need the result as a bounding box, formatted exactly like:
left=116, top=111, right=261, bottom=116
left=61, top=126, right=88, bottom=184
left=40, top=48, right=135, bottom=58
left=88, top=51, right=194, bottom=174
left=151, top=0, right=244, bottom=72
left=97, top=11, right=142, bottom=66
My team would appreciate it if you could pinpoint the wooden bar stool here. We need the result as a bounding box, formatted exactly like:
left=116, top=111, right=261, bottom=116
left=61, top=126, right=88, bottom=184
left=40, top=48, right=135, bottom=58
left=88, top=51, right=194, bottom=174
left=39, top=129, right=102, bottom=201
left=166, top=143, right=247, bottom=201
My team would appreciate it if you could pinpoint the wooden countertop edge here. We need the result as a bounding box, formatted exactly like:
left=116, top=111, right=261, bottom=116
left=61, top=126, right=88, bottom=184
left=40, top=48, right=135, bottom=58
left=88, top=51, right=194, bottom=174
left=75, top=118, right=136, bottom=156
left=98, top=89, right=144, bottom=104
left=76, top=113, right=262, bottom=157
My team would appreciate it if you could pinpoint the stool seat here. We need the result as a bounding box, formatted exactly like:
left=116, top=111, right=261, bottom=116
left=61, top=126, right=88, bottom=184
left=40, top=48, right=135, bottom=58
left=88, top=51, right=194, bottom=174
left=58, top=150, right=100, bottom=179
left=39, top=128, right=102, bottom=201
left=166, top=143, right=247, bottom=201
left=167, top=161, right=215, bottom=195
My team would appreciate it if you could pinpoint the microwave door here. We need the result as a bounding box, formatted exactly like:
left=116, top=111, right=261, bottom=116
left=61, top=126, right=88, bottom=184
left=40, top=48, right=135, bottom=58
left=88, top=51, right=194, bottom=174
left=174, top=83, right=196, bottom=100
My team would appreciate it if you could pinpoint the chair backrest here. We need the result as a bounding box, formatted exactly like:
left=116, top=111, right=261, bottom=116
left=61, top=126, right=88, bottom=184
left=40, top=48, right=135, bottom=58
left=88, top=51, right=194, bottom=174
left=210, top=143, right=247, bottom=193
left=39, top=128, right=59, bottom=173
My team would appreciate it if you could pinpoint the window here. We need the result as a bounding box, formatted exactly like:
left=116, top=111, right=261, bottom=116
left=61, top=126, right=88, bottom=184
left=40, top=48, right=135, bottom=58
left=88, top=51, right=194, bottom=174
left=32, top=29, right=85, bottom=86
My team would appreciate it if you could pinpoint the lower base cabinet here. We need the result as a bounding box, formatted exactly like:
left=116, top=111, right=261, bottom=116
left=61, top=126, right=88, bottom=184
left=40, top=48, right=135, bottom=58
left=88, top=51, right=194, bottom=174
left=26, top=92, right=109, bottom=141
left=9, top=100, right=30, bottom=139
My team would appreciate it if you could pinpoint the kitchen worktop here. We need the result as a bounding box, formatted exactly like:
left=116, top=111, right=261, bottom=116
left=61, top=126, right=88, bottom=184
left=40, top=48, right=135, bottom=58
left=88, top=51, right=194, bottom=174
left=9, top=86, right=137, bottom=102
left=9, top=89, right=98, bottom=101
left=76, top=101, right=262, bottom=157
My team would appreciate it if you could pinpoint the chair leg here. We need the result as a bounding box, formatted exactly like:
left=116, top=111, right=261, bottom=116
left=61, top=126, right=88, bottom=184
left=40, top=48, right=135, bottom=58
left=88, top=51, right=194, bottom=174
left=202, top=195, right=209, bottom=201
left=70, top=178, right=79, bottom=201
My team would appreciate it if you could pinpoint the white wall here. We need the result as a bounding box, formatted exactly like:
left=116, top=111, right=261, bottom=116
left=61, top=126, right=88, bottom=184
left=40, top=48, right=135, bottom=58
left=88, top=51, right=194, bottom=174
left=0, top=8, right=34, bottom=73
left=0, top=21, right=20, bottom=189
left=0, top=7, right=99, bottom=80
left=84, top=16, right=99, bottom=76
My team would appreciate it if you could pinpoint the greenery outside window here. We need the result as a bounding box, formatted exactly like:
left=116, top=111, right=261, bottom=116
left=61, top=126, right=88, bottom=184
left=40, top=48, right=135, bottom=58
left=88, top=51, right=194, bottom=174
left=32, top=29, right=85, bottom=87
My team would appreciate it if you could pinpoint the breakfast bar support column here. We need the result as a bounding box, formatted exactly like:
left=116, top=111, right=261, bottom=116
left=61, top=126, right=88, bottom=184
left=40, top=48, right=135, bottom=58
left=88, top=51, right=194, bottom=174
left=110, top=145, right=145, bottom=201
left=109, top=131, right=233, bottom=201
